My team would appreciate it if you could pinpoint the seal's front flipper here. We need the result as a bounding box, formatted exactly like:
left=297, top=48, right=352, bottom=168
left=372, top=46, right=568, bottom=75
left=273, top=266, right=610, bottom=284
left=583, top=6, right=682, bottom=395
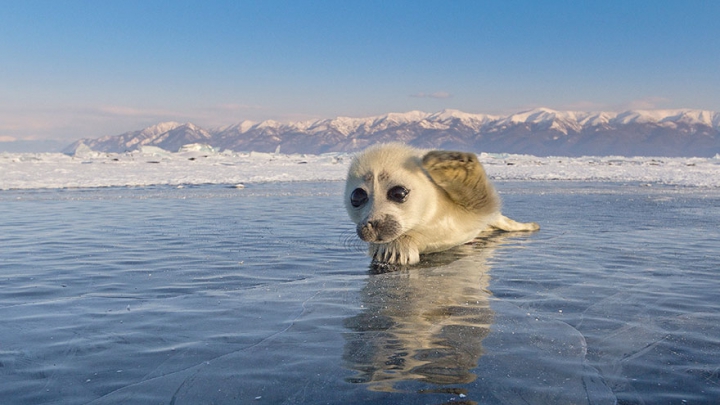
left=421, top=150, right=499, bottom=215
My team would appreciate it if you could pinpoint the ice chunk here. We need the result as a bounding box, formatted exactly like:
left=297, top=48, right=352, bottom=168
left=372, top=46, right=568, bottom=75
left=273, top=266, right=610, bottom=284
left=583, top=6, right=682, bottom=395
left=137, top=146, right=171, bottom=156
left=177, top=143, right=216, bottom=153
left=67, top=142, right=103, bottom=158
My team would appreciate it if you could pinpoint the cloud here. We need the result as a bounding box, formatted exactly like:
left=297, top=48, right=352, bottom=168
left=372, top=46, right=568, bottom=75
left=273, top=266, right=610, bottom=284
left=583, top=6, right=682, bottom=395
left=94, top=105, right=183, bottom=119
left=623, top=97, right=671, bottom=110
left=0, top=104, right=183, bottom=142
left=409, top=91, right=453, bottom=99
left=214, top=103, right=264, bottom=112
left=0, top=101, right=277, bottom=143
left=91, top=104, right=264, bottom=123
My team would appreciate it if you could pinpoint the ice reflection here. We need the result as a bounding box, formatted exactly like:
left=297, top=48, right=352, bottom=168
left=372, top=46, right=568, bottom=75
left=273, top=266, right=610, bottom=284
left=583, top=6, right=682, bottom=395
left=343, top=235, right=509, bottom=392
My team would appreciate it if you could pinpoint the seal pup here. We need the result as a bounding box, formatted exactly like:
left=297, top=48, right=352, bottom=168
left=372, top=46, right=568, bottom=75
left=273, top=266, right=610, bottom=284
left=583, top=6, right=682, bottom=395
left=344, top=143, right=539, bottom=265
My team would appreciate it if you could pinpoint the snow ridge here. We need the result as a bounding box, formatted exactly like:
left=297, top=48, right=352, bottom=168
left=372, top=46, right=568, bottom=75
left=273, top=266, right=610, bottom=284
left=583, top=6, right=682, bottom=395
left=65, top=108, right=720, bottom=157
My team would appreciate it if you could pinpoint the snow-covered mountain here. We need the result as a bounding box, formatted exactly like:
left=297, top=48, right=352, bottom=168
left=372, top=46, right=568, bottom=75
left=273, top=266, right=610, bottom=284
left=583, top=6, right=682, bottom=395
left=65, top=108, right=720, bottom=157
left=65, top=122, right=213, bottom=155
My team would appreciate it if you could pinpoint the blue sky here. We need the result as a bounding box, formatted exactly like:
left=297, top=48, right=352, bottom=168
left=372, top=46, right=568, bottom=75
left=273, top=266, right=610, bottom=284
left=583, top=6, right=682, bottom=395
left=2, top=0, right=719, bottom=144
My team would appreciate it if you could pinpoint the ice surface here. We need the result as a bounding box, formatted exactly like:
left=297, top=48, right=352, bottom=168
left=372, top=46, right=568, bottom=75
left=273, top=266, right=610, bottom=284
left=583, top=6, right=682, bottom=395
left=1, top=182, right=719, bottom=404
left=1, top=150, right=719, bottom=190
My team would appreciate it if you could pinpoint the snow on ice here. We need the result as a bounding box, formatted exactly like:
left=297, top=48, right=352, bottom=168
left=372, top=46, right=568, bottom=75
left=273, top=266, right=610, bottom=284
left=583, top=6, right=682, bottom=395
left=1, top=147, right=719, bottom=190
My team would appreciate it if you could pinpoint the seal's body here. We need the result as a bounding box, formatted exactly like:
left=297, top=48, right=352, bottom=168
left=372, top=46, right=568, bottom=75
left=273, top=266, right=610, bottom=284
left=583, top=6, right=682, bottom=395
left=345, top=143, right=539, bottom=265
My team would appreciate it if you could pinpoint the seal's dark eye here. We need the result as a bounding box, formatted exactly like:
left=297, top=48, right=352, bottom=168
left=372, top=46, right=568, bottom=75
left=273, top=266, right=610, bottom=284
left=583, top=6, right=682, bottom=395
left=387, top=186, right=409, bottom=203
left=350, top=188, right=368, bottom=207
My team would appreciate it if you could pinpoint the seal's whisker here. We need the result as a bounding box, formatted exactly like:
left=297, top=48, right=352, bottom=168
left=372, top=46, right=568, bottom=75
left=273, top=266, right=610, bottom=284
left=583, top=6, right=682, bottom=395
left=340, top=229, right=366, bottom=254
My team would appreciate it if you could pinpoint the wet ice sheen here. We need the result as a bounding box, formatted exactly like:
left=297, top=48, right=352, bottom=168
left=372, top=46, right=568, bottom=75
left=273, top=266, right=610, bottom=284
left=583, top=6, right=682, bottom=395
left=1, top=181, right=719, bottom=404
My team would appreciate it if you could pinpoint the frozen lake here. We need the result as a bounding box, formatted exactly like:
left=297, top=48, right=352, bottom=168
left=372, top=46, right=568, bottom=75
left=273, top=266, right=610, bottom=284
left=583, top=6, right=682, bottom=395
left=1, top=181, right=719, bottom=404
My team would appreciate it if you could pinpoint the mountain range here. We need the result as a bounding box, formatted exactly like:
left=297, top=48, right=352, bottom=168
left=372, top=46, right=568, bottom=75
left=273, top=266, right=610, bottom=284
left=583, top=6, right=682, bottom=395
left=65, top=108, right=720, bottom=157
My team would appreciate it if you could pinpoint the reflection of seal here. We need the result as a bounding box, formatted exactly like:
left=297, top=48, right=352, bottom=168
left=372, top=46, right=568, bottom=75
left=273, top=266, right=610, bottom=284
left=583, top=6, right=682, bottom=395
left=345, top=143, right=539, bottom=265
left=343, top=237, right=504, bottom=393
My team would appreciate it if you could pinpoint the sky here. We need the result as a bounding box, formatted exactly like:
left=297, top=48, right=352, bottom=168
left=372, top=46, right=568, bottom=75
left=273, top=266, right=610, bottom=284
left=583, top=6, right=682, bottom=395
left=1, top=0, right=720, bottom=148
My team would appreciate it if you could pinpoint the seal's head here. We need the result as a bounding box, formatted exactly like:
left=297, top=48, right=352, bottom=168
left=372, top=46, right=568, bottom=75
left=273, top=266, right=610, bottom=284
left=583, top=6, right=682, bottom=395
left=344, top=143, right=438, bottom=244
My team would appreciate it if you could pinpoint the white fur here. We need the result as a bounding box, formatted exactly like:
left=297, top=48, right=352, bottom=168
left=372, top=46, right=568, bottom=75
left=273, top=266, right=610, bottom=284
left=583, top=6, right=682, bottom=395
left=345, top=143, right=539, bottom=265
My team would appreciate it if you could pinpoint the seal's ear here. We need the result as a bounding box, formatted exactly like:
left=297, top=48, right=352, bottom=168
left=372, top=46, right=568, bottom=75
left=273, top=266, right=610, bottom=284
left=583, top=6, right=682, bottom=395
left=421, top=150, right=500, bottom=214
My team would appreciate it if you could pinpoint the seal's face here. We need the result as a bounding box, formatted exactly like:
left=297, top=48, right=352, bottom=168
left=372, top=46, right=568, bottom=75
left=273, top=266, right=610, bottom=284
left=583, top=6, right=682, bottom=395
left=348, top=180, right=410, bottom=243
left=345, top=144, right=434, bottom=244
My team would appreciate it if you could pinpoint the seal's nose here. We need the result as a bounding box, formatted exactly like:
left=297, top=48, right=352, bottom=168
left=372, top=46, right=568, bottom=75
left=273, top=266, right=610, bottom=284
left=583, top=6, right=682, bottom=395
left=357, top=219, right=378, bottom=242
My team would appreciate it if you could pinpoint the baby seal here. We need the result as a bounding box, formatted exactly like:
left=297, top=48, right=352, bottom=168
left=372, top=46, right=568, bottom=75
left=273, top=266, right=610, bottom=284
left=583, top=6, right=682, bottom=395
left=345, top=143, right=539, bottom=265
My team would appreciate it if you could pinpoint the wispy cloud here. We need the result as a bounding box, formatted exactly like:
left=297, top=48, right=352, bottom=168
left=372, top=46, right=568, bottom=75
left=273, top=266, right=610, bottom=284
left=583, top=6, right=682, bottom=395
left=93, top=105, right=183, bottom=118
left=409, top=91, right=453, bottom=99
left=0, top=104, right=186, bottom=142
left=0, top=102, right=274, bottom=142
left=214, top=103, right=264, bottom=112
left=623, top=97, right=671, bottom=110
left=94, top=104, right=267, bottom=124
